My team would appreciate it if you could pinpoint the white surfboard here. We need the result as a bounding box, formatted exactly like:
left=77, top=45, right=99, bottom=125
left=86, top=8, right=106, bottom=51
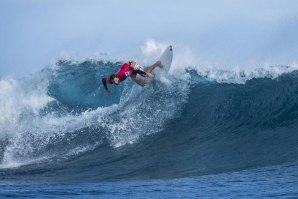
left=134, top=45, right=173, bottom=86
left=159, top=45, right=173, bottom=73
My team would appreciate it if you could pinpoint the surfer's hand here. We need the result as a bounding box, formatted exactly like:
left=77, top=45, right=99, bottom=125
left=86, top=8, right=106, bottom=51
left=146, top=72, right=154, bottom=78
left=106, top=89, right=112, bottom=94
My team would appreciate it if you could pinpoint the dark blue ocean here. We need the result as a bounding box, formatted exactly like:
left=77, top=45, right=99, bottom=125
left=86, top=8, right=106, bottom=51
left=1, top=60, right=298, bottom=198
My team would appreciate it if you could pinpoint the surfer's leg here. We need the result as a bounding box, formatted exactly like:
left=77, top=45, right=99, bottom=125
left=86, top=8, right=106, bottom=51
left=146, top=61, right=163, bottom=74
left=133, top=74, right=146, bottom=87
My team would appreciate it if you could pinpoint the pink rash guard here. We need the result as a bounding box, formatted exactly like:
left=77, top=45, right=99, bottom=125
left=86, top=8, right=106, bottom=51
left=117, top=63, right=133, bottom=82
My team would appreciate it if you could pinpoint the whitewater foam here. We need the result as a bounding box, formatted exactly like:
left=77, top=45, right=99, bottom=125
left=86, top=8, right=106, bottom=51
left=0, top=71, right=54, bottom=137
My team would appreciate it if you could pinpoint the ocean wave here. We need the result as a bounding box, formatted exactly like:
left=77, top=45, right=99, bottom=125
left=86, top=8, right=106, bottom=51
left=0, top=59, right=298, bottom=182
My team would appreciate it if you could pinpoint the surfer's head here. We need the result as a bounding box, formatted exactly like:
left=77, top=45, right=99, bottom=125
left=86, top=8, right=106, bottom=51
left=110, top=74, right=120, bottom=85
left=128, top=60, right=138, bottom=69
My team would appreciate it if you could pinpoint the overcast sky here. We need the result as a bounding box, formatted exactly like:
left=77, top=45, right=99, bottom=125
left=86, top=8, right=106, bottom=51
left=1, top=0, right=298, bottom=77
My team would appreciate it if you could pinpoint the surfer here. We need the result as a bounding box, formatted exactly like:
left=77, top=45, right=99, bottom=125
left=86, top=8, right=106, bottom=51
left=102, top=61, right=163, bottom=93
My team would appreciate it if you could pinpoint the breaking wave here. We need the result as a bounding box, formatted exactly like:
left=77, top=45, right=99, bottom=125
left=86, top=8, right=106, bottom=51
left=0, top=59, right=298, bottom=182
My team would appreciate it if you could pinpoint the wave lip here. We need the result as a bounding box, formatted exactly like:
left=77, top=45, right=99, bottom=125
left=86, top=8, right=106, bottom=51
left=189, top=64, right=298, bottom=84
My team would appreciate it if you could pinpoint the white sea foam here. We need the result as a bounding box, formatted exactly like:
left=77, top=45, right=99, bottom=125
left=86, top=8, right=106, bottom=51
left=0, top=71, right=54, bottom=137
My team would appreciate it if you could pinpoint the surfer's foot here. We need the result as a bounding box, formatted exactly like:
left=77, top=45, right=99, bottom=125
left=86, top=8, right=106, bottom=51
left=156, top=61, right=164, bottom=68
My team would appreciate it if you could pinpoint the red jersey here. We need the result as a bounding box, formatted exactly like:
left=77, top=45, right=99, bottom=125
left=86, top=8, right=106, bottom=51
left=117, top=63, right=133, bottom=82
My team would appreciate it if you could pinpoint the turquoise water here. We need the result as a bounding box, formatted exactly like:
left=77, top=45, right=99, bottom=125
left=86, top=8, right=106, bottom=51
left=1, top=162, right=297, bottom=198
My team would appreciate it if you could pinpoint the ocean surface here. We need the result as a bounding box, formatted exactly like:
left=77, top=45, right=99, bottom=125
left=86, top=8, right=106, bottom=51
left=1, top=60, right=298, bottom=198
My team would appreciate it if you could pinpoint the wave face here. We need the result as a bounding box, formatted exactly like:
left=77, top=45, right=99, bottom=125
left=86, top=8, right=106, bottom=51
left=1, top=60, right=298, bottom=182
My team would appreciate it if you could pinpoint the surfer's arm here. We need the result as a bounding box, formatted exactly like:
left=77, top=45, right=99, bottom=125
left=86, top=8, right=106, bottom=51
left=102, top=78, right=111, bottom=93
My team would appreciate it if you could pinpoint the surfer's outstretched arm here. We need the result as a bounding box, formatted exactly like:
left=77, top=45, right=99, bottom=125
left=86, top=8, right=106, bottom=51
left=102, top=78, right=111, bottom=93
